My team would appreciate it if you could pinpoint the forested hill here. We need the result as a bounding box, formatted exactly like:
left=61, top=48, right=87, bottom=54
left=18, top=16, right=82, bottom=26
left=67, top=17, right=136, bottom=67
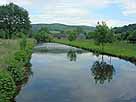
left=32, top=23, right=95, bottom=33
left=113, top=23, right=136, bottom=34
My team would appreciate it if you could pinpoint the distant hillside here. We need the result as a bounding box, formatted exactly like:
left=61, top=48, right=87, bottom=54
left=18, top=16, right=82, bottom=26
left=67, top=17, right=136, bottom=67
left=32, top=23, right=95, bottom=33
left=113, top=24, right=136, bottom=34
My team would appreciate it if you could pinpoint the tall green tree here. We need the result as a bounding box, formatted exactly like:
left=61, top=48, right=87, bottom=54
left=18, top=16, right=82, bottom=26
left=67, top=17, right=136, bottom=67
left=94, top=21, right=114, bottom=51
left=0, top=3, right=31, bottom=39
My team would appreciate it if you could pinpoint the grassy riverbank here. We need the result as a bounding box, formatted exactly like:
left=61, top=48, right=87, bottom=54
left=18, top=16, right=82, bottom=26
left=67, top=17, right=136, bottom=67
left=0, top=39, right=35, bottom=102
left=54, top=39, right=136, bottom=62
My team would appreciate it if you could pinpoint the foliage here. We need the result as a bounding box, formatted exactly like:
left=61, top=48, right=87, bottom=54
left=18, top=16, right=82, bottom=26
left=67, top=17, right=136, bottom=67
left=38, top=27, right=50, bottom=34
left=113, top=24, right=136, bottom=34
left=0, top=3, right=31, bottom=39
left=7, top=58, right=25, bottom=83
left=34, top=28, right=52, bottom=43
left=15, top=32, right=27, bottom=38
left=7, top=38, right=34, bottom=84
left=54, top=39, right=136, bottom=58
left=14, top=50, right=28, bottom=64
left=32, top=23, right=95, bottom=33
left=25, top=40, right=35, bottom=60
left=127, top=31, right=136, bottom=43
left=94, top=22, right=114, bottom=50
left=113, top=24, right=136, bottom=41
left=0, top=39, right=35, bottom=101
left=0, top=69, right=16, bottom=102
left=85, top=31, right=96, bottom=39
left=67, top=30, right=77, bottom=41
left=20, top=35, right=27, bottom=50
left=0, top=29, right=6, bottom=38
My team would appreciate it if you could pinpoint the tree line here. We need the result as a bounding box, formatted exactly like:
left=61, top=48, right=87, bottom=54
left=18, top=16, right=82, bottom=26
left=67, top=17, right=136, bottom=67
left=34, top=21, right=114, bottom=51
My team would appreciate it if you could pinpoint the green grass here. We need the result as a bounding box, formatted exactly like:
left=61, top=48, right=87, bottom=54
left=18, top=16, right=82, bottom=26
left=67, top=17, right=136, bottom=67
left=54, top=39, right=136, bottom=59
left=0, top=39, right=35, bottom=68
left=0, top=38, right=35, bottom=101
left=0, top=39, right=20, bottom=68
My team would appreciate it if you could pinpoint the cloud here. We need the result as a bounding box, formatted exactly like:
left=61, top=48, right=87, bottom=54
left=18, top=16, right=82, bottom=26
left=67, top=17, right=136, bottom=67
left=0, top=0, right=33, bottom=5
left=0, top=0, right=135, bottom=26
left=121, top=0, right=136, bottom=16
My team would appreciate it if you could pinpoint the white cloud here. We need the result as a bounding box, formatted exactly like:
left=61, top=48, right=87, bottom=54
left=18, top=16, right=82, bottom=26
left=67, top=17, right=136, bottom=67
left=0, top=0, right=135, bottom=26
left=0, top=0, right=33, bottom=5
left=121, top=0, right=136, bottom=16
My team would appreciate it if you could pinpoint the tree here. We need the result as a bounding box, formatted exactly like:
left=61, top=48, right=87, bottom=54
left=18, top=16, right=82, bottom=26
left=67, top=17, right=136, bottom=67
left=39, top=27, right=50, bottom=34
left=67, top=30, right=77, bottom=41
left=0, top=3, right=31, bottom=39
left=94, top=21, right=114, bottom=51
left=34, top=27, right=52, bottom=43
left=127, top=31, right=136, bottom=43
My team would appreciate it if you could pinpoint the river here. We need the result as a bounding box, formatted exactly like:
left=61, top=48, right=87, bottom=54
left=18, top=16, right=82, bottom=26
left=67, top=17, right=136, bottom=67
left=15, top=43, right=136, bottom=102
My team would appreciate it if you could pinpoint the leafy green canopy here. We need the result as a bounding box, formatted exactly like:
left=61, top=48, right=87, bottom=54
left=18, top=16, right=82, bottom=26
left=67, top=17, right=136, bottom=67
left=94, top=22, right=114, bottom=46
left=0, top=3, right=31, bottom=39
left=34, top=27, right=52, bottom=43
left=127, top=30, right=136, bottom=43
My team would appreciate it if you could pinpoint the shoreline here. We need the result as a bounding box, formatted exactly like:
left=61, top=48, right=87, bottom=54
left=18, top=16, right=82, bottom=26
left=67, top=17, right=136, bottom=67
left=53, top=40, right=136, bottom=64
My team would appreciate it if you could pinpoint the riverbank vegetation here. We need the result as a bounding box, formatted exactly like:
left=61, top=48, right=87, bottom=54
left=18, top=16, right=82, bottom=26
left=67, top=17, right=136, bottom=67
left=0, top=39, right=35, bottom=102
left=33, top=21, right=136, bottom=62
left=0, top=3, right=35, bottom=102
left=54, top=39, right=136, bottom=61
left=1, top=1, right=136, bottom=101
left=49, top=22, right=136, bottom=62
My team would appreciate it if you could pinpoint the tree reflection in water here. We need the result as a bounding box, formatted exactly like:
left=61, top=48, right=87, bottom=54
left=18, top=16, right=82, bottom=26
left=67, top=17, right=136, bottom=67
left=91, top=57, right=115, bottom=85
left=67, top=49, right=77, bottom=61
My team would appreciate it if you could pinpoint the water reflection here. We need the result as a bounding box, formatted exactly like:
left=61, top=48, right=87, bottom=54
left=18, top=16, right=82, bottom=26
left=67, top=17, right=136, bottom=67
left=16, top=43, right=136, bottom=102
left=67, top=50, right=77, bottom=61
left=91, top=56, right=115, bottom=85
left=92, top=51, right=100, bottom=57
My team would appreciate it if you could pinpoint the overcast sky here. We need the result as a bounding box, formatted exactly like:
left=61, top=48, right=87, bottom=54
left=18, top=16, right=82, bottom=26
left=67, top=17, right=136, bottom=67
left=0, top=0, right=136, bottom=27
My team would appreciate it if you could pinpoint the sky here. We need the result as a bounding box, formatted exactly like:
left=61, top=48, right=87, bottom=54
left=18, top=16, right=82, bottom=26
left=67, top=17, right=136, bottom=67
left=0, top=0, right=136, bottom=27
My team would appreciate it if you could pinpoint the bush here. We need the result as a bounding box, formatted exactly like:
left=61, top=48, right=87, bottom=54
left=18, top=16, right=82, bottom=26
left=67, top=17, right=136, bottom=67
left=19, top=35, right=27, bottom=50
left=7, top=39, right=34, bottom=83
left=127, top=31, right=136, bottom=43
left=0, top=69, right=16, bottom=102
left=14, top=50, right=28, bottom=64
left=68, top=31, right=77, bottom=41
left=0, top=29, right=6, bottom=39
left=25, top=41, right=35, bottom=61
left=34, top=31, right=51, bottom=43
left=7, top=59, right=25, bottom=83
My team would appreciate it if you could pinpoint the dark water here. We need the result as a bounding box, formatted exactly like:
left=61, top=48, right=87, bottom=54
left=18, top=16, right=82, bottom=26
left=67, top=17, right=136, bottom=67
left=15, top=43, right=136, bottom=102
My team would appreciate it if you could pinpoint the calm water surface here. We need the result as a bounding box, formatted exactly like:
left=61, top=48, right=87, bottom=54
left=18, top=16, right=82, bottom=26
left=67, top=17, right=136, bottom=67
left=16, top=43, right=136, bottom=102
